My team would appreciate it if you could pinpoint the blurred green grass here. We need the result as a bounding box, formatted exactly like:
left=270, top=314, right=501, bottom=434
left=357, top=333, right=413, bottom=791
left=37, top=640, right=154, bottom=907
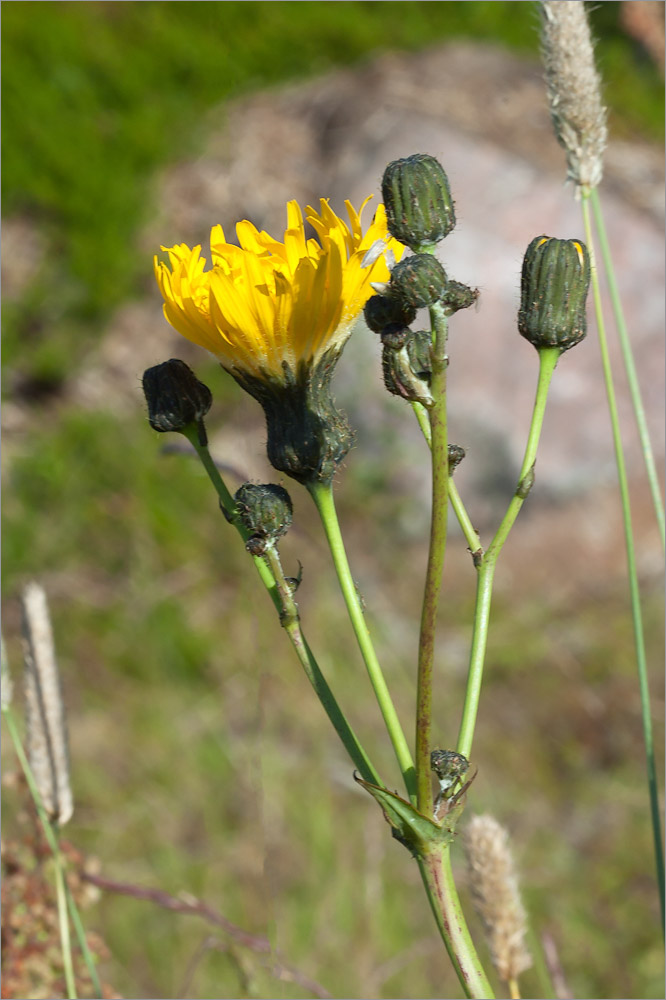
left=2, top=2, right=664, bottom=998
left=2, top=1, right=663, bottom=387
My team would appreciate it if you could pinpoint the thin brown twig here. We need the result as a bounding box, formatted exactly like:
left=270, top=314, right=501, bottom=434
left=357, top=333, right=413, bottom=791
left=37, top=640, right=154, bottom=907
left=82, top=870, right=331, bottom=999
left=541, top=930, right=573, bottom=1000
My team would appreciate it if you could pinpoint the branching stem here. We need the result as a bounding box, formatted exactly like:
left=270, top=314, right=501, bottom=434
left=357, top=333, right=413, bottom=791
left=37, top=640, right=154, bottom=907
left=457, top=346, right=561, bottom=759
left=184, top=430, right=381, bottom=785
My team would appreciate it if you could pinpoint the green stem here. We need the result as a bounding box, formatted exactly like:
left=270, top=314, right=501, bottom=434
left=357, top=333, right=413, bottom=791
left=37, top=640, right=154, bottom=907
left=581, top=193, right=665, bottom=930
left=412, top=403, right=483, bottom=562
left=263, top=543, right=380, bottom=785
left=416, top=303, right=449, bottom=815
left=418, top=845, right=495, bottom=998
left=183, top=429, right=381, bottom=785
left=1, top=706, right=99, bottom=997
left=308, top=480, right=416, bottom=801
left=412, top=400, right=432, bottom=446
left=184, top=428, right=280, bottom=610
left=64, top=881, right=103, bottom=998
left=54, top=833, right=78, bottom=999
left=589, top=187, right=665, bottom=552
left=457, top=347, right=561, bottom=759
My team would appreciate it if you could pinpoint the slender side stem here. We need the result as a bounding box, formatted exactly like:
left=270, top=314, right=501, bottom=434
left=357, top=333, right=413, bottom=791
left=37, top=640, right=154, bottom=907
left=416, top=303, right=449, bottom=814
left=184, top=429, right=280, bottom=610
left=263, top=544, right=380, bottom=785
left=581, top=194, right=665, bottom=929
left=418, top=845, right=495, bottom=999
left=456, top=562, right=496, bottom=761
left=412, top=400, right=432, bottom=446
left=412, top=403, right=483, bottom=561
left=308, top=481, right=416, bottom=801
left=457, top=347, right=561, bottom=759
left=589, top=187, right=665, bottom=552
left=449, top=480, right=484, bottom=561
left=183, top=429, right=382, bottom=786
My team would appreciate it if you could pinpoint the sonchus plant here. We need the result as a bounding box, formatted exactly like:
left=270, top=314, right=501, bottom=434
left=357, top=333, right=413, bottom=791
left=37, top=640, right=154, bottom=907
left=144, top=158, right=590, bottom=999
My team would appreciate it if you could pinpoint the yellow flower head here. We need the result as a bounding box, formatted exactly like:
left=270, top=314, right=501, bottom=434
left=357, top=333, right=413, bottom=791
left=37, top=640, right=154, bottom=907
left=154, top=197, right=403, bottom=382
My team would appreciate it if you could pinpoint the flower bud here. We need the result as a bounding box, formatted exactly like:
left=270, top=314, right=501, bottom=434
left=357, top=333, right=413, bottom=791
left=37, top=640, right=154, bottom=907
left=142, top=359, right=212, bottom=444
left=382, top=330, right=433, bottom=407
left=448, top=444, right=466, bottom=474
left=442, top=280, right=480, bottom=316
left=390, top=254, right=448, bottom=310
left=380, top=326, right=410, bottom=350
left=518, top=236, right=590, bottom=352
left=364, top=293, right=416, bottom=334
left=234, top=483, right=293, bottom=555
left=382, top=154, right=456, bottom=250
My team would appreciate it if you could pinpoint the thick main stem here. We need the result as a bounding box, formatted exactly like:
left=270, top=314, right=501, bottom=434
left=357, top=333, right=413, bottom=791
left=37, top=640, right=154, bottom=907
left=418, top=845, right=495, bottom=998
left=308, top=481, right=416, bottom=800
left=416, top=304, right=449, bottom=814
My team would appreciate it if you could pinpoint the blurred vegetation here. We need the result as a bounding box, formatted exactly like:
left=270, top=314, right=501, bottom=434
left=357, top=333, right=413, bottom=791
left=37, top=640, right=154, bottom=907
left=2, top=1, right=664, bottom=387
left=2, top=2, right=664, bottom=999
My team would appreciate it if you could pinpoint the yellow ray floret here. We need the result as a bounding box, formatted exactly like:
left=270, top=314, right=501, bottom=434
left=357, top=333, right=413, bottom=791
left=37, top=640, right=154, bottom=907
left=154, top=197, right=403, bottom=381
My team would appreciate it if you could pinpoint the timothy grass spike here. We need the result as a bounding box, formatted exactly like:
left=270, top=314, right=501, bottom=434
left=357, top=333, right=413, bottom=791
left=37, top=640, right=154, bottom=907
left=464, top=814, right=532, bottom=992
left=22, top=582, right=74, bottom=826
left=540, top=0, right=608, bottom=192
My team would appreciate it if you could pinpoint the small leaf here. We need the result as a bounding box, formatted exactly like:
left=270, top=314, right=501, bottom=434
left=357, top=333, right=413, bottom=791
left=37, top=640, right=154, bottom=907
left=355, top=774, right=457, bottom=856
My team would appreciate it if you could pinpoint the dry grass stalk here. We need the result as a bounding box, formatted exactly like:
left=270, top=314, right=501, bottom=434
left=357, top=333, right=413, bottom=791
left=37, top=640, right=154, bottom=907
left=464, top=814, right=532, bottom=991
left=540, top=0, right=608, bottom=191
left=22, top=581, right=74, bottom=825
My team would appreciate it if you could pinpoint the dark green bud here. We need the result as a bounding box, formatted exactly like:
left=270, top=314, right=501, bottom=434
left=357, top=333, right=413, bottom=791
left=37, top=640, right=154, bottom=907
left=382, top=154, right=456, bottom=251
left=390, top=254, right=448, bottom=310
left=234, top=483, right=293, bottom=555
left=518, top=236, right=590, bottom=352
left=380, top=325, right=410, bottom=350
left=448, top=444, right=465, bottom=474
left=142, top=359, right=212, bottom=445
left=441, top=280, right=479, bottom=316
left=382, top=330, right=433, bottom=407
left=364, top=293, right=416, bottom=334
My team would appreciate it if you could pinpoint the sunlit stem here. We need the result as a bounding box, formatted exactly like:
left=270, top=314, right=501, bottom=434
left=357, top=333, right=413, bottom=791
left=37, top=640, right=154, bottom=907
left=183, top=428, right=382, bottom=784
left=412, top=401, right=483, bottom=558
left=580, top=193, right=665, bottom=930
left=308, top=480, right=416, bottom=801
left=457, top=346, right=561, bottom=760
left=418, top=845, right=495, bottom=999
left=263, top=542, right=381, bottom=785
left=589, top=186, right=665, bottom=552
